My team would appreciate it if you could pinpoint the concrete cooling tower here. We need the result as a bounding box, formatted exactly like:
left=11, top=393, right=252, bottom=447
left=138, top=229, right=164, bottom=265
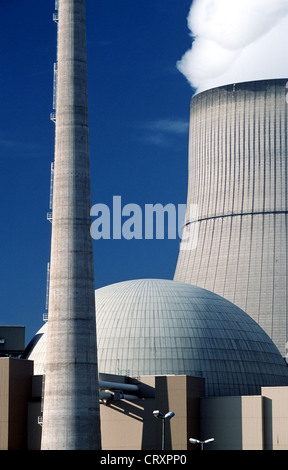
left=174, top=79, right=288, bottom=357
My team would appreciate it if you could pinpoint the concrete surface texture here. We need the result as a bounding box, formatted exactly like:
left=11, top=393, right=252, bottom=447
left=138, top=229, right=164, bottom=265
left=174, top=79, right=288, bottom=357
left=40, top=0, right=101, bottom=450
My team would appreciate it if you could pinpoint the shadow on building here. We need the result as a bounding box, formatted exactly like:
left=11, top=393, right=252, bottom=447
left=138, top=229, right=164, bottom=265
left=1, top=356, right=288, bottom=450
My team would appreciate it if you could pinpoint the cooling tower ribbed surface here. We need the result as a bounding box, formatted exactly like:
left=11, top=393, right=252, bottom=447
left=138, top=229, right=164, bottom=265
left=174, top=79, right=288, bottom=357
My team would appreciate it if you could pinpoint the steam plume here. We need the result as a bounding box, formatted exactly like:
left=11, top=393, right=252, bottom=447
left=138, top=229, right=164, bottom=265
left=177, top=0, right=288, bottom=92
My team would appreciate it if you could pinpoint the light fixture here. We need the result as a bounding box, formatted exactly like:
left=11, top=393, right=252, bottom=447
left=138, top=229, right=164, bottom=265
left=189, top=437, right=215, bottom=450
left=153, top=409, right=175, bottom=450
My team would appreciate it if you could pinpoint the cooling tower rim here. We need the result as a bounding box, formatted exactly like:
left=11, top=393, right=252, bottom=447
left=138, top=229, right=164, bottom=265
left=193, top=77, right=288, bottom=99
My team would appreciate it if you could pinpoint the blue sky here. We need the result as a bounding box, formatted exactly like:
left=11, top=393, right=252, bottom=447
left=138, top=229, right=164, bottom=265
left=0, top=1, right=194, bottom=343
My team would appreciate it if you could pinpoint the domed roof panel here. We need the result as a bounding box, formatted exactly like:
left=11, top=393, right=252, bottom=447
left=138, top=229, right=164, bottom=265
left=23, top=279, right=288, bottom=396
left=95, top=279, right=288, bottom=395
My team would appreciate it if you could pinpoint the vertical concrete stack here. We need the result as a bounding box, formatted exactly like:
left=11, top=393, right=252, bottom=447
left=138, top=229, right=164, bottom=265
left=41, top=0, right=101, bottom=450
left=174, top=79, right=288, bottom=357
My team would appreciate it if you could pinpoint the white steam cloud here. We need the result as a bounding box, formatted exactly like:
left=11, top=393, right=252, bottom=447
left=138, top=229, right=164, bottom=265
left=177, top=0, right=288, bottom=92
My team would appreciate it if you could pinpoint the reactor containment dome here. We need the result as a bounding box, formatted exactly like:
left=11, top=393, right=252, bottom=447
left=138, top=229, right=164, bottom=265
left=23, top=279, right=288, bottom=397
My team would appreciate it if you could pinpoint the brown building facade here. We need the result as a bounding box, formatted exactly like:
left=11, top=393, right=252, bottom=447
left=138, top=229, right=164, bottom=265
left=2, top=357, right=288, bottom=450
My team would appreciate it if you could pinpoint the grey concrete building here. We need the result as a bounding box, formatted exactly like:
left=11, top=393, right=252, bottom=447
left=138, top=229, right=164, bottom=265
left=174, top=79, right=288, bottom=357
left=40, top=0, right=101, bottom=450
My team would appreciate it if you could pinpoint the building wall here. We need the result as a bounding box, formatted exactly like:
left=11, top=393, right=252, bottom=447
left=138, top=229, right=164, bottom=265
left=154, top=375, right=205, bottom=450
left=2, top=358, right=288, bottom=450
left=200, top=396, right=264, bottom=450
left=27, top=375, right=43, bottom=450
left=174, top=79, right=288, bottom=357
left=241, top=396, right=264, bottom=450
left=100, top=376, right=157, bottom=450
left=0, top=326, right=25, bottom=356
left=0, top=359, right=9, bottom=449
left=262, top=386, right=288, bottom=450
left=100, top=375, right=205, bottom=450
left=26, top=373, right=205, bottom=450
left=200, top=397, right=243, bottom=450
left=0, top=358, right=33, bottom=450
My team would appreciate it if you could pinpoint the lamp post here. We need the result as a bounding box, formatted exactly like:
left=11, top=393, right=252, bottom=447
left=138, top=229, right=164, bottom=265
left=153, top=410, right=175, bottom=450
left=189, top=437, right=215, bottom=450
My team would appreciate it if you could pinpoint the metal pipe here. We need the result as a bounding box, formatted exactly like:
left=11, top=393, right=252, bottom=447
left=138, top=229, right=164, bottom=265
left=99, top=381, right=139, bottom=392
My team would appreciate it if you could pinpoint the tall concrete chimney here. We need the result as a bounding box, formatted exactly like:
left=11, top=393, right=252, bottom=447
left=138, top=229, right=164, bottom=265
left=40, top=0, right=101, bottom=449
